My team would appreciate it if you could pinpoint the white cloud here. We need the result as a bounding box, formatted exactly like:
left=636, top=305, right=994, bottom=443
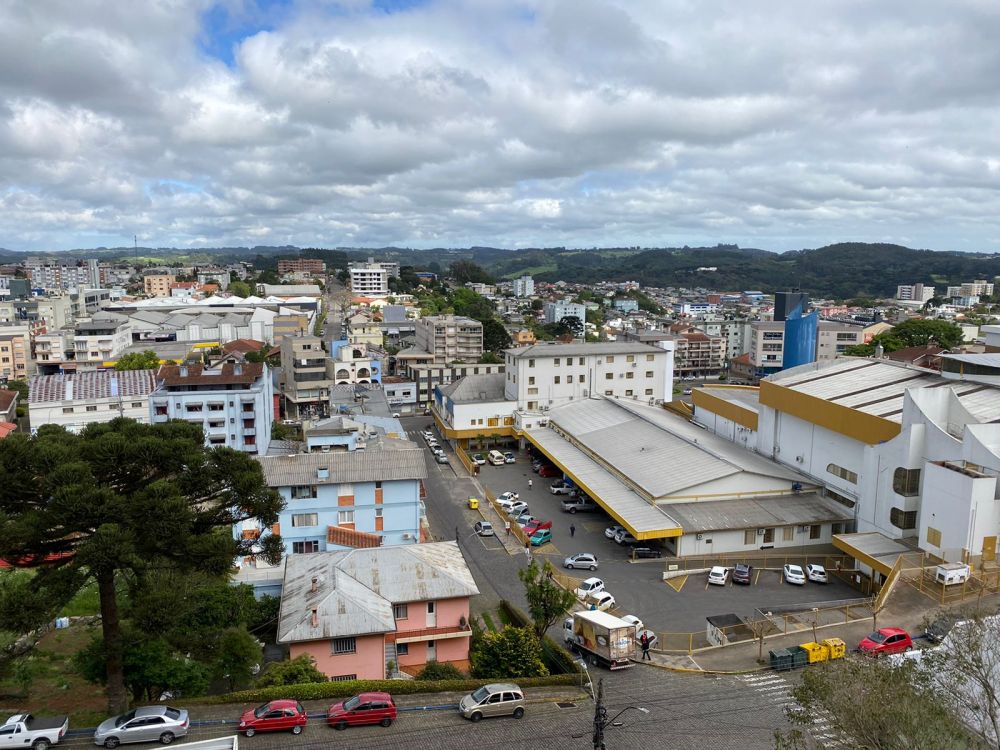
left=1, top=0, right=1000, bottom=251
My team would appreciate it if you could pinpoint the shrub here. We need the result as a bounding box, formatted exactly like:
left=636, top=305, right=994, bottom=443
left=471, top=626, right=548, bottom=679
left=416, top=662, right=466, bottom=680
left=255, top=654, right=327, bottom=688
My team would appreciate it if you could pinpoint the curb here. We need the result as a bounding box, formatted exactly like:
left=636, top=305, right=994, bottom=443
left=634, top=658, right=770, bottom=676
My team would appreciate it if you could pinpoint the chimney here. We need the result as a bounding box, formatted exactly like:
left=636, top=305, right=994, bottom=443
left=874, top=343, right=884, bottom=359
left=311, top=608, right=319, bottom=628
left=310, top=576, right=319, bottom=593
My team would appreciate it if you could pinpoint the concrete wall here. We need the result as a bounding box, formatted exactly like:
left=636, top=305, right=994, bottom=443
left=920, top=462, right=999, bottom=563
left=290, top=634, right=385, bottom=680
left=674, top=521, right=841, bottom=556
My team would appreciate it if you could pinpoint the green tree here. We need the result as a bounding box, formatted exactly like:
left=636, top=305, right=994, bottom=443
left=883, top=318, right=964, bottom=350
left=415, top=661, right=466, bottom=680
left=530, top=299, right=544, bottom=311
left=482, top=319, right=512, bottom=353
left=114, top=350, right=161, bottom=370
left=228, top=280, right=253, bottom=297
left=213, top=626, right=262, bottom=692
left=255, top=654, right=328, bottom=687
left=517, top=559, right=577, bottom=637
left=479, top=352, right=503, bottom=364
left=449, top=260, right=493, bottom=285
left=470, top=626, right=548, bottom=679
left=0, top=419, right=284, bottom=713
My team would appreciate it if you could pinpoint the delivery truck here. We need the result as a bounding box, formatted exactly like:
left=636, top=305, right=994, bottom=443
left=563, top=610, right=634, bottom=670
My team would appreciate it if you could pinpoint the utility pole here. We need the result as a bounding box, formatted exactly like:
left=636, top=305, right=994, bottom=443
left=592, top=678, right=607, bottom=750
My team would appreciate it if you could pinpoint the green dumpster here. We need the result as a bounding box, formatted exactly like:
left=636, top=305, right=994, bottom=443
left=769, top=648, right=793, bottom=672
left=788, top=646, right=809, bottom=669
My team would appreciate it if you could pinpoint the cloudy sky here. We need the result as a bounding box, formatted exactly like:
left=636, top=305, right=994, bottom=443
left=2, top=0, right=1000, bottom=253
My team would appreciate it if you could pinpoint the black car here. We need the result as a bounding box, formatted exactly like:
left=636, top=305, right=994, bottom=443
left=631, top=547, right=662, bottom=559
left=732, top=563, right=753, bottom=585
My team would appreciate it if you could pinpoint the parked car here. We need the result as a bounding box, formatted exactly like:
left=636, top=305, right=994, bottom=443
left=858, top=627, right=913, bottom=657
left=682, top=388, right=693, bottom=395
left=604, top=525, right=625, bottom=540
left=925, top=614, right=963, bottom=644
left=531, top=460, right=546, bottom=473
left=614, top=528, right=637, bottom=545
left=238, top=700, right=308, bottom=737
left=707, top=566, right=729, bottom=586
left=588, top=591, right=616, bottom=611
left=631, top=547, right=662, bottom=559
left=530, top=529, right=553, bottom=546
left=474, top=521, right=495, bottom=537
left=458, top=684, right=524, bottom=722
left=783, top=564, right=806, bottom=585
left=806, top=564, right=828, bottom=583
left=497, top=491, right=520, bottom=504
left=731, top=563, right=753, bottom=585
left=575, top=576, right=605, bottom=598
left=94, top=706, right=189, bottom=747
left=0, top=714, right=68, bottom=750
left=515, top=513, right=535, bottom=527
left=523, top=519, right=552, bottom=536
left=327, top=693, right=397, bottom=730
left=563, top=497, right=599, bottom=514
left=506, top=501, right=529, bottom=517
left=435, top=454, right=449, bottom=464
left=538, top=464, right=561, bottom=478
left=621, top=614, right=644, bottom=633
left=471, top=453, right=486, bottom=465
left=563, top=553, right=598, bottom=571
left=550, top=481, right=574, bottom=495
left=503, top=451, right=516, bottom=464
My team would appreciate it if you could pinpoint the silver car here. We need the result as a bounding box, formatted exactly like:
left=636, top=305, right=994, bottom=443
left=459, top=683, right=525, bottom=722
left=94, top=706, right=189, bottom=747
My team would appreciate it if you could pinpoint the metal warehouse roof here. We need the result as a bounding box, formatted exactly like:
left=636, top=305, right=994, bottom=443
left=256, top=440, right=427, bottom=486
left=29, top=370, right=157, bottom=404
left=662, top=492, right=853, bottom=533
left=768, top=358, right=1000, bottom=423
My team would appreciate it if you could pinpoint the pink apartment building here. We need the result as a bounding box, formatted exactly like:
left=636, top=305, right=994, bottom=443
left=277, top=541, right=479, bottom=679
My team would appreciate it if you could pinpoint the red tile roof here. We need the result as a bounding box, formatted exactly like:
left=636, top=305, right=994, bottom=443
left=223, top=339, right=266, bottom=354
left=327, top=525, right=383, bottom=549
left=157, top=362, right=264, bottom=387
left=0, top=422, right=17, bottom=438
left=0, top=389, right=16, bottom=412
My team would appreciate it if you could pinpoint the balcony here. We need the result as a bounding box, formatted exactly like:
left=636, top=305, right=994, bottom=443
left=388, top=623, right=473, bottom=644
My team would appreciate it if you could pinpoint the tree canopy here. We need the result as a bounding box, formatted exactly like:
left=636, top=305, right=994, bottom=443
left=448, top=260, right=493, bottom=285
left=846, top=318, right=965, bottom=357
left=470, top=626, right=548, bottom=679
left=0, top=419, right=284, bottom=712
left=228, top=280, right=253, bottom=297
left=517, top=559, right=577, bottom=637
left=114, top=350, right=161, bottom=370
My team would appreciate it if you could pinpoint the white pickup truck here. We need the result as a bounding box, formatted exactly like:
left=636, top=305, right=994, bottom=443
left=0, top=713, right=69, bottom=750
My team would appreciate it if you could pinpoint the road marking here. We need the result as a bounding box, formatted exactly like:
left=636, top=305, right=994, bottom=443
left=754, top=568, right=762, bottom=585
left=665, top=575, right=688, bottom=592
left=737, top=674, right=848, bottom=749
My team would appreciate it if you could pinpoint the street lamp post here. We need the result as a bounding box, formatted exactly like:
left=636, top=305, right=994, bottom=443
left=591, top=678, right=649, bottom=750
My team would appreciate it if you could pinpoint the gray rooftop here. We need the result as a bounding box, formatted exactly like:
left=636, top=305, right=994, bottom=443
left=256, top=441, right=427, bottom=486
left=278, top=542, right=479, bottom=643
left=697, top=385, right=761, bottom=412
left=662, top=493, right=853, bottom=533
left=439, top=373, right=508, bottom=403
left=506, top=341, right=665, bottom=358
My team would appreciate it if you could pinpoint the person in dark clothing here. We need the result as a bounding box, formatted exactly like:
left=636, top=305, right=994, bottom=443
left=570, top=524, right=576, bottom=538
left=640, top=632, right=652, bottom=660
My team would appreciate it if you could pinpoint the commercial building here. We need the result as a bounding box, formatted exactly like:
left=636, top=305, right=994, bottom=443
left=277, top=259, right=327, bottom=275
left=144, top=274, right=176, bottom=298
left=328, top=340, right=381, bottom=385
left=276, top=543, right=477, bottom=679
left=512, top=275, right=534, bottom=298
left=896, top=284, right=935, bottom=304
left=435, top=373, right=514, bottom=438
left=544, top=300, right=586, bottom=325
left=28, top=369, right=156, bottom=433
left=349, top=263, right=389, bottom=298
left=345, top=313, right=383, bottom=347
left=149, top=362, right=274, bottom=454
left=673, top=302, right=720, bottom=316
left=404, top=361, right=504, bottom=407
left=413, top=315, right=483, bottom=364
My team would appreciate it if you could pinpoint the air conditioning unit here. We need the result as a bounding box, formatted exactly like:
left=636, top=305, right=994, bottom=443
left=757, top=528, right=765, bottom=536
left=795, top=455, right=804, bottom=463
left=696, top=533, right=703, bottom=540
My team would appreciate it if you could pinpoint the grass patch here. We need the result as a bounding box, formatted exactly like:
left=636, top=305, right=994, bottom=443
left=59, top=581, right=101, bottom=617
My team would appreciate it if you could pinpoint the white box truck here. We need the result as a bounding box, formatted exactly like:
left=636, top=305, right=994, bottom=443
left=563, top=610, right=634, bottom=670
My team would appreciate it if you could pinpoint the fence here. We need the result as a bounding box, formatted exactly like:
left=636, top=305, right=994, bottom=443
left=893, top=556, right=1000, bottom=607
left=455, top=447, right=478, bottom=477
left=484, top=488, right=529, bottom=546
left=666, top=553, right=855, bottom=574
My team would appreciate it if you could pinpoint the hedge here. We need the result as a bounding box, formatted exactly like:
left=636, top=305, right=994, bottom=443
left=498, top=599, right=579, bottom=676
left=189, top=674, right=581, bottom=705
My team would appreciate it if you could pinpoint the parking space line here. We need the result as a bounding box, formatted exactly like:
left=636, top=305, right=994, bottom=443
left=754, top=568, right=762, bottom=585
left=665, top=575, right=688, bottom=593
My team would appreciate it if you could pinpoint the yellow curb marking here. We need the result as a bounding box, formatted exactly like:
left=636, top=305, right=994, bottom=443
left=665, top=575, right=688, bottom=593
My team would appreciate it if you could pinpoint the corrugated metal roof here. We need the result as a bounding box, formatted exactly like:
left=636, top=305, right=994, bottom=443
left=662, top=493, right=853, bottom=533
left=505, top=341, right=664, bottom=358
left=278, top=542, right=478, bottom=644
left=440, top=373, right=507, bottom=402
left=257, top=442, right=427, bottom=486
left=29, top=370, right=156, bottom=404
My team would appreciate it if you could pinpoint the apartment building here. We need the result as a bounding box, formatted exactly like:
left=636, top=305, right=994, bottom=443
left=670, top=329, right=726, bottom=378
left=278, top=258, right=327, bottom=275
left=405, top=361, right=505, bottom=406
left=144, top=274, right=176, bottom=297
left=279, top=335, right=332, bottom=419
left=197, top=269, right=231, bottom=290
left=26, top=261, right=95, bottom=290
left=346, top=313, right=383, bottom=347
left=349, top=263, right=389, bottom=297
left=72, top=313, right=133, bottom=366
left=0, top=329, right=30, bottom=380
left=28, top=369, right=156, bottom=433
left=691, top=318, right=753, bottom=360
left=349, top=257, right=400, bottom=280
left=544, top=300, right=586, bottom=325
left=329, top=340, right=381, bottom=385
left=503, top=341, right=673, bottom=412
left=947, top=280, right=995, bottom=298
left=896, top=283, right=935, bottom=303
left=413, top=315, right=483, bottom=364
left=512, top=275, right=534, bottom=298
left=149, top=362, right=274, bottom=455
left=0, top=295, right=74, bottom=333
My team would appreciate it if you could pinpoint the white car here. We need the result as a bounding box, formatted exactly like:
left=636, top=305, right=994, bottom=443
left=621, top=615, right=644, bottom=633
left=474, top=521, right=494, bottom=537
left=506, top=501, right=529, bottom=517
left=471, top=453, right=487, bottom=465
left=575, top=576, right=605, bottom=598
left=564, top=553, right=598, bottom=571
left=806, top=564, right=828, bottom=583
left=784, top=564, right=807, bottom=585
left=589, top=591, right=616, bottom=611
left=497, top=491, right=520, bottom=504
left=614, top=529, right=637, bottom=545
left=550, top=482, right=574, bottom=495
left=604, top=525, right=625, bottom=540
left=707, top=566, right=729, bottom=586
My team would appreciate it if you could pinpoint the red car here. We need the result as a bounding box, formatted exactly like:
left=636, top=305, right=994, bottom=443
left=328, top=692, right=397, bottom=730
left=538, top=464, right=561, bottom=478
left=239, top=699, right=308, bottom=737
left=523, top=520, right=553, bottom=536
left=858, top=627, right=913, bottom=657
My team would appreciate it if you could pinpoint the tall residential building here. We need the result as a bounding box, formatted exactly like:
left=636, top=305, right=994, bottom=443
left=149, top=362, right=274, bottom=454
left=544, top=300, right=586, bottom=325
left=946, top=280, right=995, bottom=298
left=0, top=328, right=30, bottom=380
left=748, top=320, right=865, bottom=378
left=197, top=269, right=231, bottom=290
left=627, top=328, right=725, bottom=379
left=503, top=341, right=673, bottom=411
left=512, top=275, right=534, bottom=298
left=26, top=260, right=95, bottom=290
left=277, top=258, right=327, bottom=275
left=279, top=335, right=332, bottom=419
left=28, top=369, right=156, bottom=433
left=349, top=263, right=389, bottom=297
left=144, top=274, right=176, bottom=297
left=72, top=313, right=132, bottom=366
left=413, top=315, right=483, bottom=364
left=896, top=284, right=935, bottom=303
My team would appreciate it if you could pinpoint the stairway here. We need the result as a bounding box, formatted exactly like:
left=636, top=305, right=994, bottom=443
left=384, top=640, right=398, bottom=677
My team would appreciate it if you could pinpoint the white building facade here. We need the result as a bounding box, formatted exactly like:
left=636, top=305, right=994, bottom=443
left=28, top=370, right=155, bottom=433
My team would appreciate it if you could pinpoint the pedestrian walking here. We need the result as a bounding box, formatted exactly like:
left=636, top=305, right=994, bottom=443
left=504, top=520, right=511, bottom=536
left=570, top=523, right=576, bottom=538
left=528, top=478, right=533, bottom=490
left=524, top=542, right=531, bottom=560
left=640, top=632, right=651, bottom=661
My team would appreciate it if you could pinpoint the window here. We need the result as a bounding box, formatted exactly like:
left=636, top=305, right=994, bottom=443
left=604, top=390, right=613, bottom=396
left=826, top=463, right=858, bottom=484
left=528, top=376, right=535, bottom=385
left=338, top=510, right=355, bottom=525
left=185, top=403, right=203, bottom=412
left=528, top=359, right=535, bottom=368
left=292, top=485, right=317, bottom=499
left=554, top=376, right=560, bottom=384
left=890, top=508, right=918, bottom=530
left=627, top=354, right=635, bottom=362
left=782, top=527, right=794, bottom=542
left=86, top=405, right=97, bottom=412
left=892, top=468, right=921, bottom=496
left=579, top=357, right=584, bottom=365
left=62, top=407, right=74, bottom=414
left=832, top=523, right=844, bottom=535
left=375, top=507, right=383, bottom=518
left=292, top=513, right=318, bottom=527
left=605, top=372, right=613, bottom=380
left=395, top=643, right=409, bottom=655
left=579, top=374, right=585, bottom=383
left=528, top=388, right=538, bottom=395
left=625, top=390, right=634, bottom=396
left=645, top=371, right=654, bottom=378
left=567, top=375, right=574, bottom=384
left=332, top=637, right=357, bottom=654
left=926, top=526, right=942, bottom=547
left=625, top=372, right=634, bottom=379
left=646, top=354, right=655, bottom=361
left=554, top=358, right=560, bottom=367
left=644, top=389, right=653, bottom=395
left=744, top=529, right=755, bottom=545
left=809, top=525, right=821, bottom=540
left=330, top=674, right=358, bottom=682
left=292, top=540, right=320, bottom=554
left=606, top=355, right=614, bottom=363
left=375, top=481, right=382, bottom=489
left=393, top=604, right=408, bottom=619
left=131, top=402, right=142, bottom=408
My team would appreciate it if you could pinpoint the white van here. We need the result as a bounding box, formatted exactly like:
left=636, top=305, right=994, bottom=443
left=487, top=450, right=506, bottom=466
